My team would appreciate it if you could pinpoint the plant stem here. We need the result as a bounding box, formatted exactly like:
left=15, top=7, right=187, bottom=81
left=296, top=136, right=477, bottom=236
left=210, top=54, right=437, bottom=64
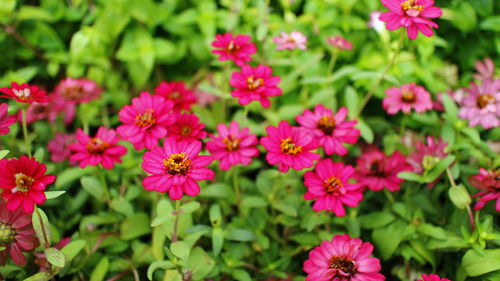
left=35, top=207, right=53, bottom=275
left=233, top=167, right=241, bottom=206
left=355, top=31, right=405, bottom=118
left=326, top=50, right=338, bottom=76
left=172, top=200, right=182, bottom=242
left=445, top=167, right=475, bottom=231
left=21, top=107, right=32, bottom=158
left=384, top=189, right=396, bottom=203
left=97, top=166, right=110, bottom=203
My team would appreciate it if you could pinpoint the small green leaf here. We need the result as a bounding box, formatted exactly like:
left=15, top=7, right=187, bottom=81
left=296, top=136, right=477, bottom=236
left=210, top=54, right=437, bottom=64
left=462, top=248, right=500, bottom=276
left=449, top=184, right=471, bottom=210
left=60, top=240, right=86, bottom=263
left=226, top=229, right=256, bottom=242
left=372, top=220, right=408, bottom=260
left=170, top=241, right=191, bottom=261
left=397, top=172, right=425, bottom=183
left=80, top=176, right=104, bottom=202
left=212, top=227, right=224, bottom=256
left=232, top=269, right=252, bottom=281
left=32, top=208, right=51, bottom=248
left=359, top=212, right=396, bottom=229
left=241, top=196, right=268, bottom=208
left=22, top=272, right=52, bottom=281
left=0, top=150, right=9, bottom=159
left=356, top=119, right=374, bottom=144
left=44, top=247, right=65, bottom=268
left=90, top=257, right=109, bottom=281
left=147, top=261, right=175, bottom=280
left=188, top=247, right=216, bottom=280
left=182, top=201, right=201, bottom=214
left=44, top=191, right=66, bottom=200
left=56, top=167, right=92, bottom=189
left=423, top=155, right=455, bottom=183
left=120, top=213, right=151, bottom=240
left=209, top=204, right=222, bottom=226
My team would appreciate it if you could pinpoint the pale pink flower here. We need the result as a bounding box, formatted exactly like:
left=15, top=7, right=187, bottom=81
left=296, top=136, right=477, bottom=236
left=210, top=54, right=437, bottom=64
left=326, top=36, right=353, bottom=50
left=273, top=31, right=308, bottom=50
left=459, top=79, right=500, bottom=129
left=383, top=83, right=433, bottom=114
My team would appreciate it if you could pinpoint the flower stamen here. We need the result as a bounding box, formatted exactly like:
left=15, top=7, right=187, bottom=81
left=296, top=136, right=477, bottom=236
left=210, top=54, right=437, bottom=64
left=135, top=109, right=156, bottom=128
left=280, top=138, right=303, bottom=155
left=317, top=115, right=336, bottom=135
left=476, top=94, right=495, bottom=109
left=86, top=138, right=109, bottom=154
left=14, top=173, right=35, bottom=193
left=323, top=177, right=344, bottom=195
left=328, top=255, right=357, bottom=278
left=247, top=76, right=264, bottom=91
left=401, top=89, right=417, bottom=103
left=222, top=135, right=241, bottom=152
left=163, top=153, right=192, bottom=175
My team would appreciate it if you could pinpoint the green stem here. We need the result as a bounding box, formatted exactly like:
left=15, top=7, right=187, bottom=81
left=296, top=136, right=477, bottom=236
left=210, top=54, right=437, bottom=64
left=172, top=200, right=182, bottom=242
left=233, top=167, right=241, bottom=206
left=384, top=189, right=396, bottom=203
left=20, top=107, right=32, bottom=158
left=446, top=167, right=475, bottom=231
left=97, top=166, right=110, bottom=203
left=35, top=207, right=53, bottom=275
left=220, top=62, right=232, bottom=123
left=326, top=50, right=338, bottom=76
left=355, top=31, right=405, bottom=118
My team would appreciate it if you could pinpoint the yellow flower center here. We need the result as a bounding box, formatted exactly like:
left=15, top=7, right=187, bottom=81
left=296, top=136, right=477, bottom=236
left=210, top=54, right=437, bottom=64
left=181, top=126, right=192, bottom=136
left=477, top=94, right=495, bottom=109
left=0, top=222, right=16, bottom=244
left=323, top=176, right=344, bottom=195
left=227, top=40, right=240, bottom=53
left=14, top=173, right=35, bottom=193
left=135, top=109, right=156, bottom=128
left=317, top=115, right=336, bottom=135
left=247, top=76, right=264, bottom=91
left=222, top=135, right=241, bottom=152
left=401, top=0, right=424, bottom=12
left=163, top=153, right=192, bottom=175
left=401, top=89, right=417, bottom=103
left=86, top=138, right=109, bottom=154
left=329, top=255, right=357, bottom=277
left=12, top=88, right=31, bottom=100
left=280, top=138, right=303, bottom=155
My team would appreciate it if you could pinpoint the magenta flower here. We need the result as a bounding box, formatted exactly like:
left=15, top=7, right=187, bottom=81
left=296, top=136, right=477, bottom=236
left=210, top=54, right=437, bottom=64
left=117, top=92, right=175, bottom=150
left=383, top=83, right=433, bottom=114
left=419, top=274, right=451, bottom=281
left=154, top=81, right=197, bottom=112
left=303, top=234, right=385, bottom=281
left=141, top=138, right=214, bottom=200
left=0, top=82, right=49, bottom=103
left=407, top=136, right=448, bottom=173
left=167, top=113, right=207, bottom=142
left=355, top=147, right=412, bottom=192
left=273, top=31, right=308, bottom=50
left=0, top=103, right=16, bottom=135
left=21, top=102, right=51, bottom=124
left=326, top=36, right=353, bottom=50
left=69, top=127, right=127, bottom=169
left=379, top=0, right=442, bottom=40
left=304, top=159, right=363, bottom=216
left=0, top=156, right=56, bottom=213
left=0, top=200, right=39, bottom=266
left=260, top=121, right=320, bottom=173
left=474, top=58, right=494, bottom=82
left=469, top=168, right=499, bottom=212
left=459, top=79, right=500, bottom=129
left=48, top=133, right=76, bottom=163
left=53, top=77, right=102, bottom=105
left=296, top=105, right=360, bottom=155
left=211, top=33, right=257, bottom=66
left=230, top=65, right=282, bottom=108
left=206, top=121, right=259, bottom=170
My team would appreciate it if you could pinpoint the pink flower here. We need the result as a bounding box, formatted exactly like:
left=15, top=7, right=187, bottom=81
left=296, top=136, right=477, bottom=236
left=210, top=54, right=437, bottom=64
left=0, top=200, right=39, bottom=266
left=303, top=234, right=385, bottom=281
left=117, top=92, right=175, bottom=150
left=459, top=79, right=500, bottom=129
left=53, top=77, right=102, bottom=104
left=419, top=274, right=451, bottom=281
left=379, top=0, right=442, bottom=40
left=0, top=103, right=16, bottom=135
left=154, top=81, right=197, bottom=112
left=273, top=31, right=308, bottom=50
left=0, top=82, right=49, bottom=103
left=407, top=136, right=448, bottom=173
left=260, top=121, right=320, bottom=173
left=34, top=237, right=71, bottom=272
left=296, top=105, right=360, bottom=155
left=48, top=133, right=76, bottom=163
left=469, top=168, right=499, bottom=212
left=433, top=88, right=466, bottom=111
left=355, top=147, right=412, bottom=192
left=230, top=65, right=282, bottom=108
left=326, top=36, right=353, bottom=50
left=369, top=11, right=386, bottom=33
left=474, top=58, right=495, bottom=82
left=193, top=86, right=219, bottom=106
left=206, top=121, right=259, bottom=170
left=0, top=156, right=56, bottom=213
left=141, top=138, right=214, bottom=200
left=167, top=113, right=207, bottom=142
left=69, top=127, right=127, bottom=169
left=304, top=159, right=363, bottom=216
left=383, top=83, right=433, bottom=114
left=211, top=33, right=257, bottom=66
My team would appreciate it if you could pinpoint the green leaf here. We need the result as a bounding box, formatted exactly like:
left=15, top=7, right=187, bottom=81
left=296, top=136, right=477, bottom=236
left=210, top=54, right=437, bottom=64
left=417, top=224, right=447, bottom=240
left=356, top=119, right=374, bottom=144
left=17, top=6, right=54, bottom=22
left=344, top=86, right=360, bottom=119
left=212, top=227, right=224, bottom=256
left=0, top=0, right=16, bottom=18
left=182, top=201, right=201, bottom=214
left=450, top=2, right=477, bottom=32
left=462, top=248, right=500, bottom=276
left=226, top=229, right=256, bottom=242
left=188, top=247, right=216, bottom=280
left=232, top=269, right=252, bottom=281
left=397, top=172, right=426, bottom=183
left=44, top=191, right=66, bottom=200
left=0, top=150, right=9, bottom=159
left=147, top=261, right=175, bottom=280
left=44, top=247, right=65, bottom=268
left=241, top=196, right=268, bottom=208
left=441, top=93, right=458, bottom=121
left=423, top=155, right=455, bottom=183
left=90, top=257, right=109, bottom=281
left=449, top=184, right=471, bottom=210
left=372, top=220, right=407, bottom=260
left=359, top=212, right=396, bottom=229
left=22, top=273, right=52, bottom=281
left=109, top=198, right=134, bottom=217
left=32, top=208, right=51, bottom=248
left=56, top=167, right=92, bottom=189
left=209, top=204, right=222, bottom=226
left=80, top=176, right=104, bottom=202
left=480, top=16, right=500, bottom=31
left=170, top=241, right=191, bottom=261
left=120, top=213, right=151, bottom=240
left=60, top=240, right=86, bottom=263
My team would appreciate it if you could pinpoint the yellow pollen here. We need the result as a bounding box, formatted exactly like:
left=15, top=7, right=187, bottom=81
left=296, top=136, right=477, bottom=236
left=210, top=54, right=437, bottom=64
left=401, top=0, right=424, bottom=12
left=323, top=176, right=344, bottom=194
left=477, top=94, right=495, bottom=109
left=181, top=126, right=192, bottom=136
left=247, top=76, right=264, bottom=91
left=135, top=109, right=156, bottom=127
left=0, top=222, right=16, bottom=244
left=86, top=138, right=109, bottom=154
left=163, top=153, right=191, bottom=175
left=14, top=173, right=35, bottom=193
left=317, top=115, right=336, bottom=135
left=227, top=40, right=240, bottom=53
left=280, top=138, right=303, bottom=155
left=222, top=136, right=241, bottom=152
left=401, top=89, right=416, bottom=103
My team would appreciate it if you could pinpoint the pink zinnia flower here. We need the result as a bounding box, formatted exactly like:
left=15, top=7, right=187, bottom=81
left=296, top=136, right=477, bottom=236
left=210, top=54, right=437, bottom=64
left=117, top=92, right=175, bottom=150
left=0, top=156, right=56, bottom=213
left=34, top=237, right=71, bottom=272
left=474, top=58, right=495, bottom=82
left=0, top=200, right=39, bottom=266
left=53, top=77, right=102, bottom=104
left=273, top=31, right=308, bottom=50
left=211, top=33, right=257, bottom=66
left=407, top=136, right=448, bottom=173
left=230, top=65, right=282, bottom=108
left=154, top=81, right=197, bottom=112
left=141, top=138, right=214, bottom=200
left=304, top=159, right=363, bottom=216
left=260, top=121, right=320, bottom=173
left=469, top=168, right=499, bottom=212
left=379, top=0, right=443, bottom=40
left=303, top=234, right=385, bottom=281
left=206, top=121, right=259, bottom=170
left=0, top=103, right=16, bottom=135
left=459, top=79, right=500, bottom=129
left=356, top=147, right=412, bottom=192
left=419, top=274, right=451, bottom=281
left=433, top=88, right=466, bottom=111
left=69, top=127, right=127, bottom=169
left=167, top=113, right=207, bottom=142
left=0, top=82, right=49, bottom=103
left=296, top=105, right=360, bottom=155
left=326, top=36, right=353, bottom=50
left=383, top=83, right=433, bottom=114
left=48, top=133, right=76, bottom=163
